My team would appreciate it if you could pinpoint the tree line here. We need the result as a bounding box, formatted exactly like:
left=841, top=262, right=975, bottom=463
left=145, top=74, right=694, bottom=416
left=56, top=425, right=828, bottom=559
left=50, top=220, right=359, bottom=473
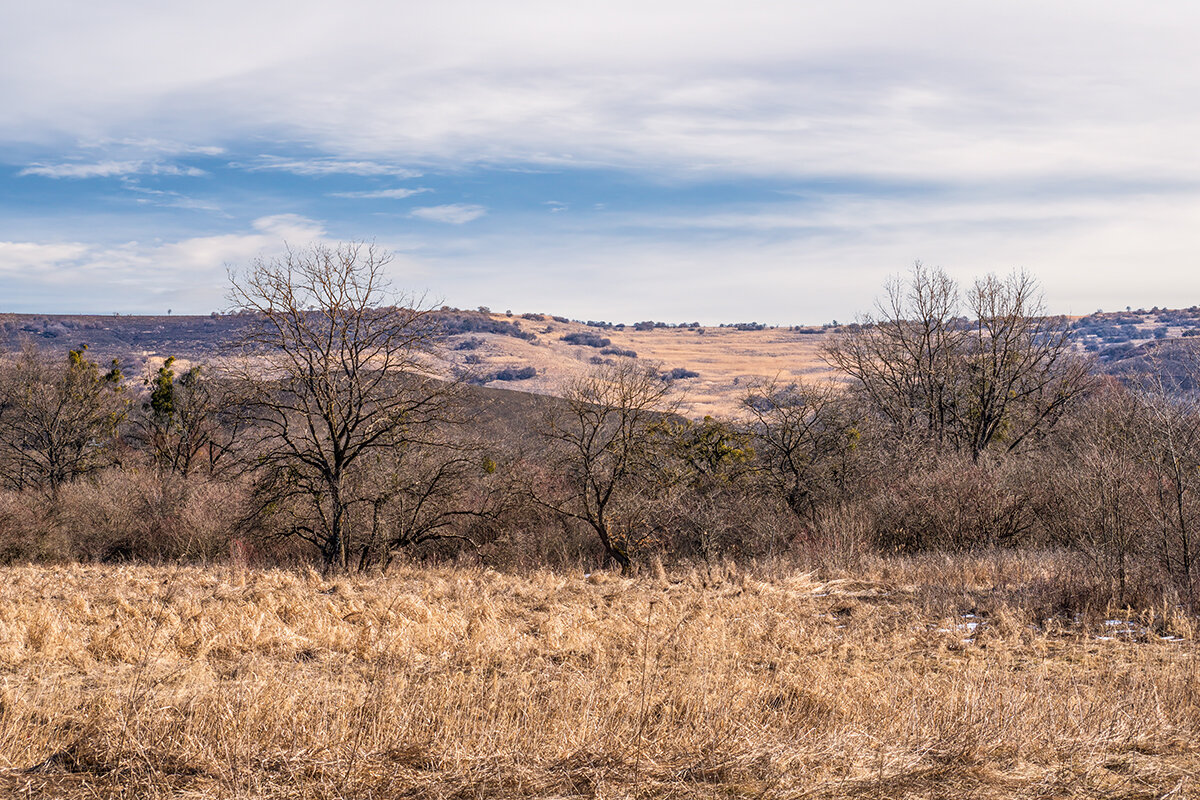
left=0, top=245, right=1197, bottom=608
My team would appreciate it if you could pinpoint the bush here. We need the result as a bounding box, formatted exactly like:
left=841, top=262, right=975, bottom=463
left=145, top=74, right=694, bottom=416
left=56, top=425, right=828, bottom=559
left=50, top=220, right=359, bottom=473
left=664, top=367, right=700, bottom=380
left=438, top=312, right=537, bottom=342
left=600, top=347, right=637, bottom=358
left=0, top=470, right=248, bottom=563
left=560, top=332, right=611, bottom=348
left=493, top=366, right=537, bottom=381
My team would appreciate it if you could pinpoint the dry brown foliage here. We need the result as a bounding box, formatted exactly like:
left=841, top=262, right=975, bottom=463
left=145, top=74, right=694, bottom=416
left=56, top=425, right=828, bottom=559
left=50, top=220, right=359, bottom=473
left=0, top=558, right=1196, bottom=799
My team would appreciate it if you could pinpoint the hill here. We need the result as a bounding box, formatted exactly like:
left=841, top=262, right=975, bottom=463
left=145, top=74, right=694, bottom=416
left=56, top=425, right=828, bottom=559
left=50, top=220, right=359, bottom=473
left=0, top=311, right=836, bottom=419
left=4, top=306, right=1200, bottom=418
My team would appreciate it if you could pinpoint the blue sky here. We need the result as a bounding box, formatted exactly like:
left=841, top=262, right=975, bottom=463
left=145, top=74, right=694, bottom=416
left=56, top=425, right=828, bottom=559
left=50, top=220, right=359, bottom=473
left=3, top=1, right=1200, bottom=323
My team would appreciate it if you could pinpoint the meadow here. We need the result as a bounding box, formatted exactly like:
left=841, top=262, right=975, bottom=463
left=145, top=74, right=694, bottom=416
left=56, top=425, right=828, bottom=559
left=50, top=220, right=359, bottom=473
left=1, top=554, right=1196, bottom=799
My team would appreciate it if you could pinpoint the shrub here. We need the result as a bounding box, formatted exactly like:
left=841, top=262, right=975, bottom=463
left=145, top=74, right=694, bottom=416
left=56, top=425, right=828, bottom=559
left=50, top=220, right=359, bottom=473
left=560, top=332, right=611, bottom=348
left=493, top=366, right=536, bottom=381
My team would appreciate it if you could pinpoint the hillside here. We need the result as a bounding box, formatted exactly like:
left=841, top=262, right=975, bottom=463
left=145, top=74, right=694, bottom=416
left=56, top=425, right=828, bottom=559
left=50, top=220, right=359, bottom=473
left=0, top=311, right=836, bottom=419
left=3, top=306, right=1200, bottom=418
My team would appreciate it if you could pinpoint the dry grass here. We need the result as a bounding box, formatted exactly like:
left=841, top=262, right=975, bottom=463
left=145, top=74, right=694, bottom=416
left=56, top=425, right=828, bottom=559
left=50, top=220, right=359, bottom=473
left=0, top=558, right=1197, bottom=799
left=458, top=320, right=839, bottom=418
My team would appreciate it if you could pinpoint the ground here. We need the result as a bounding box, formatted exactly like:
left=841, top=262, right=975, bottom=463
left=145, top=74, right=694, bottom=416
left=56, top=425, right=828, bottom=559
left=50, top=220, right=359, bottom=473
left=0, top=556, right=1196, bottom=798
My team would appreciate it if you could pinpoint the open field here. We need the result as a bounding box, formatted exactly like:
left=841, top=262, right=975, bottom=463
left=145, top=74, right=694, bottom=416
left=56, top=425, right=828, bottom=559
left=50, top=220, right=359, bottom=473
left=448, top=319, right=839, bottom=418
left=1, top=557, right=1197, bottom=799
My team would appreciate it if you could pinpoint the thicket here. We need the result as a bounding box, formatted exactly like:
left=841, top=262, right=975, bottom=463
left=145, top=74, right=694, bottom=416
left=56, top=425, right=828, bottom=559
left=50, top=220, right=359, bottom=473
left=0, top=255, right=1198, bottom=611
left=560, top=332, right=611, bottom=348
left=437, top=311, right=536, bottom=342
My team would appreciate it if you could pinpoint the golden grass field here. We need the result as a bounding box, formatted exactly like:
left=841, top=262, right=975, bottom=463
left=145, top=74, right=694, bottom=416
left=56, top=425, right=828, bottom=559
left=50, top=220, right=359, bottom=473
left=1, top=556, right=1197, bottom=799
left=455, top=319, right=838, bottom=419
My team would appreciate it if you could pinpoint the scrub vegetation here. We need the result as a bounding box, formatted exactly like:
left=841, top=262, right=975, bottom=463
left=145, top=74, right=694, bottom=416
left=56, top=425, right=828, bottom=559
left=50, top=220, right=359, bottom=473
left=0, top=245, right=1199, bottom=797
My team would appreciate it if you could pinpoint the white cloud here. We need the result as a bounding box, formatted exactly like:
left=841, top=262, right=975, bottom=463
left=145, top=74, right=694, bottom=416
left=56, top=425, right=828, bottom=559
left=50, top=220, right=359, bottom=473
left=0, top=241, right=90, bottom=275
left=234, top=156, right=420, bottom=178
left=410, top=204, right=487, bottom=224
left=79, top=138, right=226, bottom=156
left=0, top=215, right=335, bottom=312
left=19, top=160, right=206, bottom=178
left=328, top=187, right=430, bottom=199
left=4, top=3, right=1199, bottom=186
left=121, top=182, right=225, bottom=214
left=6, top=2, right=1200, bottom=318
left=249, top=213, right=327, bottom=241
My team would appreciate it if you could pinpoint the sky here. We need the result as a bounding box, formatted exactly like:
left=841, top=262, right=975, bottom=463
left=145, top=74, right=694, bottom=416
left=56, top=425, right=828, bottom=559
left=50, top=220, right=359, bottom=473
left=3, top=1, right=1200, bottom=324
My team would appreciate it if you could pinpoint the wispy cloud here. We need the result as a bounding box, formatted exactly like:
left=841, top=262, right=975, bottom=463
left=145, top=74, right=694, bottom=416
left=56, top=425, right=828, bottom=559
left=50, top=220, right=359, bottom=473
left=121, top=181, right=225, bottom=214
left=410, top=204, right=487, bottom=224
left=328, top=187, right=431, bottom=200
left=6, top=3, right=1200, bottom=319
left=19, top=160, right=206, bottom=179
left=0, top=215, right=333, bottom=312
left=234, top=156, right=420, bottom=178
left=79, top=138, right=226, bottom=157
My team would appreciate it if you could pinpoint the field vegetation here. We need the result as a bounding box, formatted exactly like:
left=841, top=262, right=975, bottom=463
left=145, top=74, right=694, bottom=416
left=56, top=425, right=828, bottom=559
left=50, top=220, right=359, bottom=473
left=1, top=246, right=1199, bottom=797
left=1, top=557, right=1197, bottom=799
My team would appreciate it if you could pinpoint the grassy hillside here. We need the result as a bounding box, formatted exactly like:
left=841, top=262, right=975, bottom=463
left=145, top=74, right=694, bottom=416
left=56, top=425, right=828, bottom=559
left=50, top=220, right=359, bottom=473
left=0, top=311, right=838, bottom=419
left=5, top=306, right=1200, bottom=419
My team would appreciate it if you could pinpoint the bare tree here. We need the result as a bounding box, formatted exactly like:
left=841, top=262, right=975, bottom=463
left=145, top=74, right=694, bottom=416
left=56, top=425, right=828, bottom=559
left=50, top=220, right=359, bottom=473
left=825, top=263, right=962, bottom=448
left=227, top=242, right=456, bottom=569
left=826, top=264, right=1091, bottom=460
left=134, top=357, right=239, bottom=477
left=1129, top=359, right=1200, bottom=597
left=349, top=440, right=509, bottom=571
left=0, top=343, right=128, bottom=495
left=1041, top=383, right=1145, bottom=604
left=959, top=271, right=1093, bottom=458
left=538, top=360, right=678, bottom=572
left=739, top=378, right=861, bottom=525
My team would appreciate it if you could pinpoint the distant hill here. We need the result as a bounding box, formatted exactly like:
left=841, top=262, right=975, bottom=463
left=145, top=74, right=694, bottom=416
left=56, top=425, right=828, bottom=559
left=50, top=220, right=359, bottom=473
left=0, top=310, right=837, bottom=418
left=3, top=306, right=1198, bottom=418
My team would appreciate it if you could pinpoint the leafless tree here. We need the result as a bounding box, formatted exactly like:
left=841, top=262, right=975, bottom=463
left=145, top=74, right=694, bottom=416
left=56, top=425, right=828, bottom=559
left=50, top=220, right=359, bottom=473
left=538, top=360, right=678, bottom=572
left=739, top=378, right=862, bottom=525
left=825, top=264, right=1091, bottom=460
left=825, top=264, right=962, bottom=448
left=959, top=271, right=1093, bottom=458
left=1041, top=382, right=1146, bottom=604
left=227, top=242, right=457, bottom=569
left=133, top=357, right=240, bottom=477
left=0, top=343, right=128, bottom=495
left=1129, top=358, right=1200, bottom=597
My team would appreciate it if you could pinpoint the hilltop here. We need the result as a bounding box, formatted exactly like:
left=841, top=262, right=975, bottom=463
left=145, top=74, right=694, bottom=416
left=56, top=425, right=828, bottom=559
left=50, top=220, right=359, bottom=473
left=0, top=310, right=836, bottom=418
left=3, top=305, right=1200, bottom=417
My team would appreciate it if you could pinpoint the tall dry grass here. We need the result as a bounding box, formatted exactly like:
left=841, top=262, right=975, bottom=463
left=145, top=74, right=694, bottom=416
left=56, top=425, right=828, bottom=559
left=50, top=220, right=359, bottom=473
left=0, top=557, right=1196, bottom=798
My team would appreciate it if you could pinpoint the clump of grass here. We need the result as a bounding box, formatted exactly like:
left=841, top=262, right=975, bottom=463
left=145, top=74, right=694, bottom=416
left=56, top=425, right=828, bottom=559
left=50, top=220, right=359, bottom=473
left=0, top=556, right=1196, bottom=798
